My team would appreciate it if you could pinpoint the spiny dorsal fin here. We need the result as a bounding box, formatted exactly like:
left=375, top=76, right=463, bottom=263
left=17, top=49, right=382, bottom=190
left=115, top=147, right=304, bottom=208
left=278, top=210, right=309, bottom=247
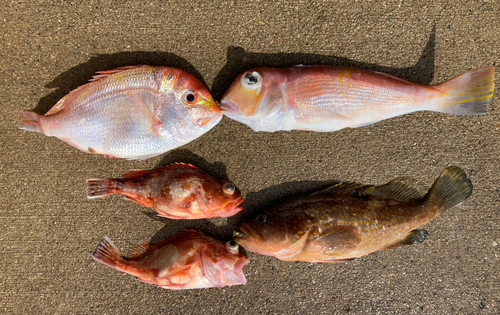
left=90, top=65, right=149, bottom=82
left=309, top=182, right=368, bottom=196
left=121, top=169, right=151, bottom=179
left=127, top=240, right=152, bottom=259
left=362, top=177, right=428, bottom=203
left=44, top=84, right=90, bottom=116
left=310, top=177, right=428, bottom=203
left=170, top=162, right=200, bottom=169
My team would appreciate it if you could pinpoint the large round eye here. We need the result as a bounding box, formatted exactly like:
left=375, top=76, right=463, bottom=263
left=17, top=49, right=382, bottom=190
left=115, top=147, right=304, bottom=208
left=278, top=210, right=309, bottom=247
left=222, top=182, right=235, bottom=195
left=257, top=214, right=267, bottom=224
left=182, top=90, right=198, bottom=105
left=225, top=240, right=239, bottom=254
left=240, top=71, right=262, bottom=90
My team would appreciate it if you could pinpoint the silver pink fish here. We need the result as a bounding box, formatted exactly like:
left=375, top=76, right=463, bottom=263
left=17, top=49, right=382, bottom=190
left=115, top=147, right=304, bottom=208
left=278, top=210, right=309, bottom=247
left=18, top=65, right=221, bottom=159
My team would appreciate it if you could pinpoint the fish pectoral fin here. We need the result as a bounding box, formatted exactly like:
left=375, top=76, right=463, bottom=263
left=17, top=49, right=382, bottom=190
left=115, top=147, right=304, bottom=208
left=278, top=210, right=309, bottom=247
left=316, top=226, right=361, bottom=255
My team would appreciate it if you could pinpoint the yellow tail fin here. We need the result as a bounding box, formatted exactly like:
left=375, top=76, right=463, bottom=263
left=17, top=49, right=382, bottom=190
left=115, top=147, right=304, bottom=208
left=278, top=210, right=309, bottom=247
left=434, top=66, right=495, bottom=115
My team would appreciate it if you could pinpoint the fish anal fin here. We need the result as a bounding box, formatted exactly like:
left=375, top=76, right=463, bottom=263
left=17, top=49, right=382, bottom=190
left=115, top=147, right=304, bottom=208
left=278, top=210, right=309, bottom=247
left=127, top=240, right=153, bottom=259
left=124, top=195, right=153, bottom=208
left=363, top=177, right=428, bottom=203
left=316, top=226, right=361, bottom=256
left=383, top=230, right=429, bottom=250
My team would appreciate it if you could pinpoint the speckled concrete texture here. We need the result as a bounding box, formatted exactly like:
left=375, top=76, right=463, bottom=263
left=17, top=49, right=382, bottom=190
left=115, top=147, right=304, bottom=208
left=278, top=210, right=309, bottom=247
left=1, top=1, right=499, bottom=314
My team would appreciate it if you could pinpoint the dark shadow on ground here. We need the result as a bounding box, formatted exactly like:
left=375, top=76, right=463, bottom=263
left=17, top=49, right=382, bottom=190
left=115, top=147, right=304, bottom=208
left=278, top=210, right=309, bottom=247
left=31, top=52, right=206, bottom=115
left=147, top=179, right=340, bottom=243
left=211, top=26, right=435, bottom=100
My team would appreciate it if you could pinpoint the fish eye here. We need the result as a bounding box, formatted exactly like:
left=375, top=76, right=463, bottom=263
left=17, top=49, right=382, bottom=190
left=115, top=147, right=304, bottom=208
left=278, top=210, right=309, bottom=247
left=241, top=71, right=262, bottom=90
left=225, top=240, right=239, bottom=254
left=257, top=214, right=267, bottom=224
left=182, top=90, right=198, bottom=105
left=222, top=182, right=235, bottom=195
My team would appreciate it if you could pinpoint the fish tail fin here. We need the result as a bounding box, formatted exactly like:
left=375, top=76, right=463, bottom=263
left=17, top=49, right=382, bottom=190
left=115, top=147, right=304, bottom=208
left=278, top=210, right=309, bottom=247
left=424, top=166, right=473, bottom=217
left=86, top=179, right=121, bottom=199
left=433, top=66, right=495, bottom=115
left=18, top=111, right=44, bottom=133
left=92, top=236, right=126, bottom=269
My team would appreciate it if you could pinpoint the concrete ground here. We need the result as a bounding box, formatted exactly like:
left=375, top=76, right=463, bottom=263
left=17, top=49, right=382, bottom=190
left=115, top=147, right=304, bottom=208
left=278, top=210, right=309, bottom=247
left=1, top=0, right=499, bottom=314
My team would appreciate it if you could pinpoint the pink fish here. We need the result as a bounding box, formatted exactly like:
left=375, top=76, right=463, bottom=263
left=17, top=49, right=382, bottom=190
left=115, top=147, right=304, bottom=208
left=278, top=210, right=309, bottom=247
left=86, top=163, right=244, bottom=219
left=18, top=65, right=221, bottom=159
left=93, top=230, right=249, bottom=290
left=221, top=66, right=495, bottom=132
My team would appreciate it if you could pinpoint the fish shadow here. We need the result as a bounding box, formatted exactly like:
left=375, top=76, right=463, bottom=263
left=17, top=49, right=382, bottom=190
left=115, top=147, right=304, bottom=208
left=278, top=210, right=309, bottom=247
left=31, top=52, right=206, bottom=115
left=211, top=25, right=435, bottom=101
left=153, top=149, right=230, bottom=182
left=147, top=179, right=340, bottom=244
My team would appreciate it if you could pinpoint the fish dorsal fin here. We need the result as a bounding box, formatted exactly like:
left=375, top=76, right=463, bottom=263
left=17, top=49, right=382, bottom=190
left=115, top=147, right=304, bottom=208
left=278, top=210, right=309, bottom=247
left=121, top=169, right=151, bottom=179
left=44, top=84, right=91, bottom=116
left=44, top=65, right=148, bottom=117
left=309, top=182, right=368, bottom=196
left=127, top=240, right=152, bottom=259
left=170, top=162, right=200, bottom=169
left=363, top=177, right=428, bottom=203
left=90, top=65, right=148, bottom=82
left=310, top=177, right=428, bottom=203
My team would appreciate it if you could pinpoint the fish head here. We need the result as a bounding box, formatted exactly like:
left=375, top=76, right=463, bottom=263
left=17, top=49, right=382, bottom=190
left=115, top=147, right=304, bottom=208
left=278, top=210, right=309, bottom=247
left=220, top=68, right=286, bottom=132
left=200, top=238, right=249, bottom=286
left=200, top=179, right=244, bottom=217
left=170, top=69, right=222, bottom=129
left=234, top=212, right=313, bottom=260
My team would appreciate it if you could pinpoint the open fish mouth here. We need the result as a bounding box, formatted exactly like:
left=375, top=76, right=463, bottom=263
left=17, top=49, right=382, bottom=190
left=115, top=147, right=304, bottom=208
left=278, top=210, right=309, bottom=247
left=221, top=197, right=244, bottom=217
left=220, top=100, right=240, bottom=113
left=233, top=224, right=263, bottom=244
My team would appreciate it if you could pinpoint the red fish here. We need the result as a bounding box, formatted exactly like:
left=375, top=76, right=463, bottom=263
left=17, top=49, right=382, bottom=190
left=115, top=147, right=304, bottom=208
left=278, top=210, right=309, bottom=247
left=93, top=230, right=249, bottom=290
left=234, top=166, right=472, bottom=262
left=221, top=66, right=495, bottom=132
left=86, top=163, right=243, bottom=219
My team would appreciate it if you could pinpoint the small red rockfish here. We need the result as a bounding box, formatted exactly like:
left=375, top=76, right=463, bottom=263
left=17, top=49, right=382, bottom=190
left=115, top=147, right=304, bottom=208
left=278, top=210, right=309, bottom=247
left=221, top=66, right=495, bottom=132
left=86, top=163, right=243, bottom=219
left=93, top=230, right=249, bottom=290
left=234, top=166, right=472, bottom=263
left=18, top=65, right=221, bottom=160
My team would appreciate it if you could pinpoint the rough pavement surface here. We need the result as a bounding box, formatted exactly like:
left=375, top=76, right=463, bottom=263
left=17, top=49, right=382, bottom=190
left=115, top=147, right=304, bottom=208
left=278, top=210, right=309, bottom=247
left=1, top=1, right=499, bottom=314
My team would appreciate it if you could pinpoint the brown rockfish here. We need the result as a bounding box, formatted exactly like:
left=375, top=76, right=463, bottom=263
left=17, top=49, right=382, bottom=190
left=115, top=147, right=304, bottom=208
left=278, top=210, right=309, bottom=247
left=234, top=166, right=472, bottom=262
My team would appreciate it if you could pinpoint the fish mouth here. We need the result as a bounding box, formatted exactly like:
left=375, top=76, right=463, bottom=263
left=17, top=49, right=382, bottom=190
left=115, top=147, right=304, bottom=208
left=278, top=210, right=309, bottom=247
left=220, top=100, right=240, bottom=114
left=221, top=197, right=244, bottom=217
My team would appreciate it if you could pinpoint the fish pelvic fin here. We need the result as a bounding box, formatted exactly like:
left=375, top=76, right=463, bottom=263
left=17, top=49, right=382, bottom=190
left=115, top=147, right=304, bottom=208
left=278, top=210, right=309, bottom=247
left=424, top=166, right=473, bottom=217
left=92, top=236, right=126, bottom=269
left=434, top=66, right=495, bottom=115
left=18, top=111, right=44, bottom=133
left=86, top=178, right=121, bottom=199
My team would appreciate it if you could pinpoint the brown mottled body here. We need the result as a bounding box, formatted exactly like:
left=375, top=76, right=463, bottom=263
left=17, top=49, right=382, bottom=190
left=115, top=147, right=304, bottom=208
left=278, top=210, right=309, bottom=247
left=87, top=163, right=243, bottom=219
left=235, top=167, right=472, bottom=262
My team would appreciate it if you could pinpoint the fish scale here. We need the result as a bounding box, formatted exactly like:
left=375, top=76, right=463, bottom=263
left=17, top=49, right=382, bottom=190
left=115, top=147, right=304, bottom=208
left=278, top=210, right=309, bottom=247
left=221, top=66, right=495, bottom=132
left=18, top=65, right=221, bottom=160
left=235, top=166, right=473, bottom=263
